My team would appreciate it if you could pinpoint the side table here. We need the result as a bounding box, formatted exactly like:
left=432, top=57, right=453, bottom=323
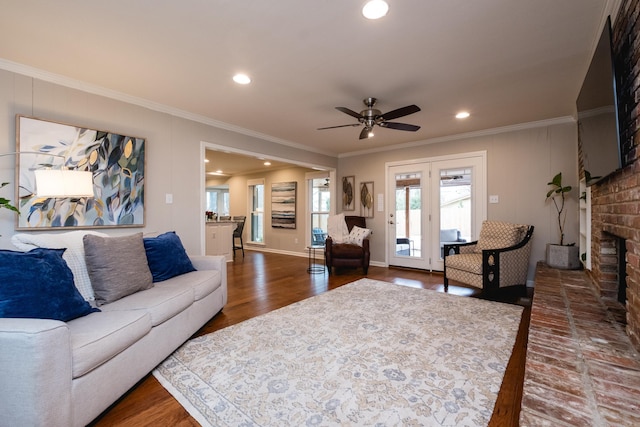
left=307, top=245, right=325, bottom=274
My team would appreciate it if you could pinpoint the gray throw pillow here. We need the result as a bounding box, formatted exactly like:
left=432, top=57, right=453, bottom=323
left=83, top=233, right=153, bottom=306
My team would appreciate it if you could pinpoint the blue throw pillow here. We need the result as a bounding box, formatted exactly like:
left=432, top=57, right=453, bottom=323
left=143, top=231, right=196, bottom=282
left=0, top=248, right=100, bottom=321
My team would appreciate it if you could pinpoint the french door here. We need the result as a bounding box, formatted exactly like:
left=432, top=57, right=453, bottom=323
left=386, top=152, right=486, bottom=271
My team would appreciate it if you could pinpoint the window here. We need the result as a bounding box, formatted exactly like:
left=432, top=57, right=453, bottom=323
left=309, top=176, right=330, bottom=245
left=248, top=179, right=264, bottom=243
left=206, top=186, right=229, bottom=216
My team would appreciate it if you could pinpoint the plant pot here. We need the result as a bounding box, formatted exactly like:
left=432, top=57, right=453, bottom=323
left=546, top=243, right=581, bottom=270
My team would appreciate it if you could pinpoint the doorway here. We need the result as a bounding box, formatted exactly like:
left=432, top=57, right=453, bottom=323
left=386, top=152, right=486, bottom=271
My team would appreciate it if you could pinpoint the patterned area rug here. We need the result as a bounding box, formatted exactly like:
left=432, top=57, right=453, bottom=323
left=153, top=279, right=523, bottom=426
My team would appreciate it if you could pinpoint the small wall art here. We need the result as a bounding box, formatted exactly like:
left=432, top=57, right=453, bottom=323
left=360, top=181, right=374, bottom=218
left=342, top=175, right=355, bottom=211
left=16, top=115, right=145, bottom=229
left=271, top=181, right=296, bottom=229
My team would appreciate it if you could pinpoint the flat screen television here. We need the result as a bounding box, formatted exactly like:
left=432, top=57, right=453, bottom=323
left=577, top=16, right=622, bottom=186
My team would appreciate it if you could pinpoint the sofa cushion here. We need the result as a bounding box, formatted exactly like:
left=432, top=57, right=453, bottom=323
left=84, top=233, right=154, bottom=306
left=143, top=231, right=196, bottom=282
left=11, top=230, right=109, bottom=302
left=0, top=248, right=99, bottom=322
left=100, top=283, right=194, bottom=326
left=67, top=310, right=151, bottom=378
left=163, top=269, right=222, bottom=301
left=475, top=221, right=527, bottom=253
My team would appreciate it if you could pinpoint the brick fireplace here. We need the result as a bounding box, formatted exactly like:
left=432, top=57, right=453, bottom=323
left=585, top=0, right=640, bottom=350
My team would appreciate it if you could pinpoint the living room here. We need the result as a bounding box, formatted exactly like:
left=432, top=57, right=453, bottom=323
left=1, top=0, right=639, bottom=425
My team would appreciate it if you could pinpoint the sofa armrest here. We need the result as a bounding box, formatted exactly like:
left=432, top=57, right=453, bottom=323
left=0, top=318, right=73, bottom=426
left=189, top=255, right=228, bottom=306
left=190, top=254, right=225, bottom=272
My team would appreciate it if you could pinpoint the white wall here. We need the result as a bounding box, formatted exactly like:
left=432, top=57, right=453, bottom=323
left=0, top=68, right=580, bottom=282
left=338, top=121, right=579, bottom=282
left=0, top=70, right=337, bottom=253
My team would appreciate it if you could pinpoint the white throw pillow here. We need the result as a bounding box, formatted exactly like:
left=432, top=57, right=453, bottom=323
left=347, top=225, right=371, bottom=246
left=327, top=213, right=349, bottom=244
left=11, top=230, right=108, bottom=302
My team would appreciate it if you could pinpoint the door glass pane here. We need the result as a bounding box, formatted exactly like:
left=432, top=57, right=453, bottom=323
left=439, top=168, right=472, bottom=258
left=395, top=172, right=421, bottom=257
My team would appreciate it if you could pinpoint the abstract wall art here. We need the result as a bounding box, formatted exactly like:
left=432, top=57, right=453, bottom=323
left=16, top=115, right=145, bottom=229
left=271, top=181, right=296, bottom=229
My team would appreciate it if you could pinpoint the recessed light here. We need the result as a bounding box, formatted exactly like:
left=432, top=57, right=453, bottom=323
left=204, top=159, right=210, bottom=163
left=362, top=0, right=389, bottom=20
left=233, top=73, right=251, bottom=84
left=264, top=161, right=271, bottom=166
left=456, top=111, right=470, bottom=119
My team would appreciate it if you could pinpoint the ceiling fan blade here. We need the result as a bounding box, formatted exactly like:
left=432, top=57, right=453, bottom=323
left=317, top=123, right=361, bottom=130
left=379, top=122, right=421, bottom=132
left=336, top=107, right=363, bottom=119
left=359, top=127, right=370, bottom=139
left=380, top=104, right=421, bottom=121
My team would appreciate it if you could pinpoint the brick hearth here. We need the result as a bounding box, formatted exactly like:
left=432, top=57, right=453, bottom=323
left=582, top=0, right=640, bottom=349
left=520, top=264, right=640, bottom=426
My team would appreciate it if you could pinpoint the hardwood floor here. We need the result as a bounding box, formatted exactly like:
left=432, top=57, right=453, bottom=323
left=91, top=251, right=530, bottom=426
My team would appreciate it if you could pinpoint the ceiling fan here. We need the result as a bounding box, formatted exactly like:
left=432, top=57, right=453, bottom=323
left=318, top=97, right=421, bottom=140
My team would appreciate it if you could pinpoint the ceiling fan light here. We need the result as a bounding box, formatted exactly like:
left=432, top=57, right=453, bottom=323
left=362, top=0, right=389, bottom=20
left=233, top=73, right=251, bottom=84
left=367, top=128, right=374, bottom=138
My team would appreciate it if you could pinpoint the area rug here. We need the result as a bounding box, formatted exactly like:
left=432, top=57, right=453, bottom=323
left=153, top=278, right=523, bottom=426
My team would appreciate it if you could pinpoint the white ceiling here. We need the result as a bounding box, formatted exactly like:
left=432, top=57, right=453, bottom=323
left=0, top=1, right=617, bottom=158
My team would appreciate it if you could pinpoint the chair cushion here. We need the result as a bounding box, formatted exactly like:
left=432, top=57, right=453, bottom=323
left=445, top=253, right=483, bottom=275
left=440, top=228, right=459, bottom=242
left=331, top=243, right=364, bottom=259
left=346, top=225, right=371, bottom=246
left=475, top=221, right=527, bottom=253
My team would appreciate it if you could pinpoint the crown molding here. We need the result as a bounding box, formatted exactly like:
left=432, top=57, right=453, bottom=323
left=338, top=116, right=575, bottom=158
left=0, top=58, right=337, bottom=157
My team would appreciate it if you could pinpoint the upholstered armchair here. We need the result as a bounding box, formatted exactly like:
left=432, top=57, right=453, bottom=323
left=443, top=220, right=534, bottom=293
left=325, top=215, right=370, bottom=275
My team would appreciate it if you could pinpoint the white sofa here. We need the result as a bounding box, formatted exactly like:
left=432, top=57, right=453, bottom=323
left=0, top=254, right=227, bottom=427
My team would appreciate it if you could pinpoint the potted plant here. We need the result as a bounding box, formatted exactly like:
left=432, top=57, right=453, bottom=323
left=545, top=172, right=581, bottom=269
left=0, top=182, right=17, bottom=213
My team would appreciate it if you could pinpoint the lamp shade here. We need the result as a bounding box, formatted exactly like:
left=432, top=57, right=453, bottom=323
left=34, top=169, right=94, bottom=198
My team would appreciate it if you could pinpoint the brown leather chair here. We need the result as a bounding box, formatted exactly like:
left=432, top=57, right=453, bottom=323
left=325, top=216, right=370, bottom=275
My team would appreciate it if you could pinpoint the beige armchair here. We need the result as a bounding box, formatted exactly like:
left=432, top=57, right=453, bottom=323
left=443, top=220, right=534, bottom=293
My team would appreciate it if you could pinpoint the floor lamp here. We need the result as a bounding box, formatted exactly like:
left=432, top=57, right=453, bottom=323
left=0, top=151, right=94, bottom=198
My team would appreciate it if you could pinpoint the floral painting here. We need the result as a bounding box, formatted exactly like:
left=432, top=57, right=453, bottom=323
left=16, top=115, right=145, bottom=229
left=271, top=181, right=296, bottom=229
